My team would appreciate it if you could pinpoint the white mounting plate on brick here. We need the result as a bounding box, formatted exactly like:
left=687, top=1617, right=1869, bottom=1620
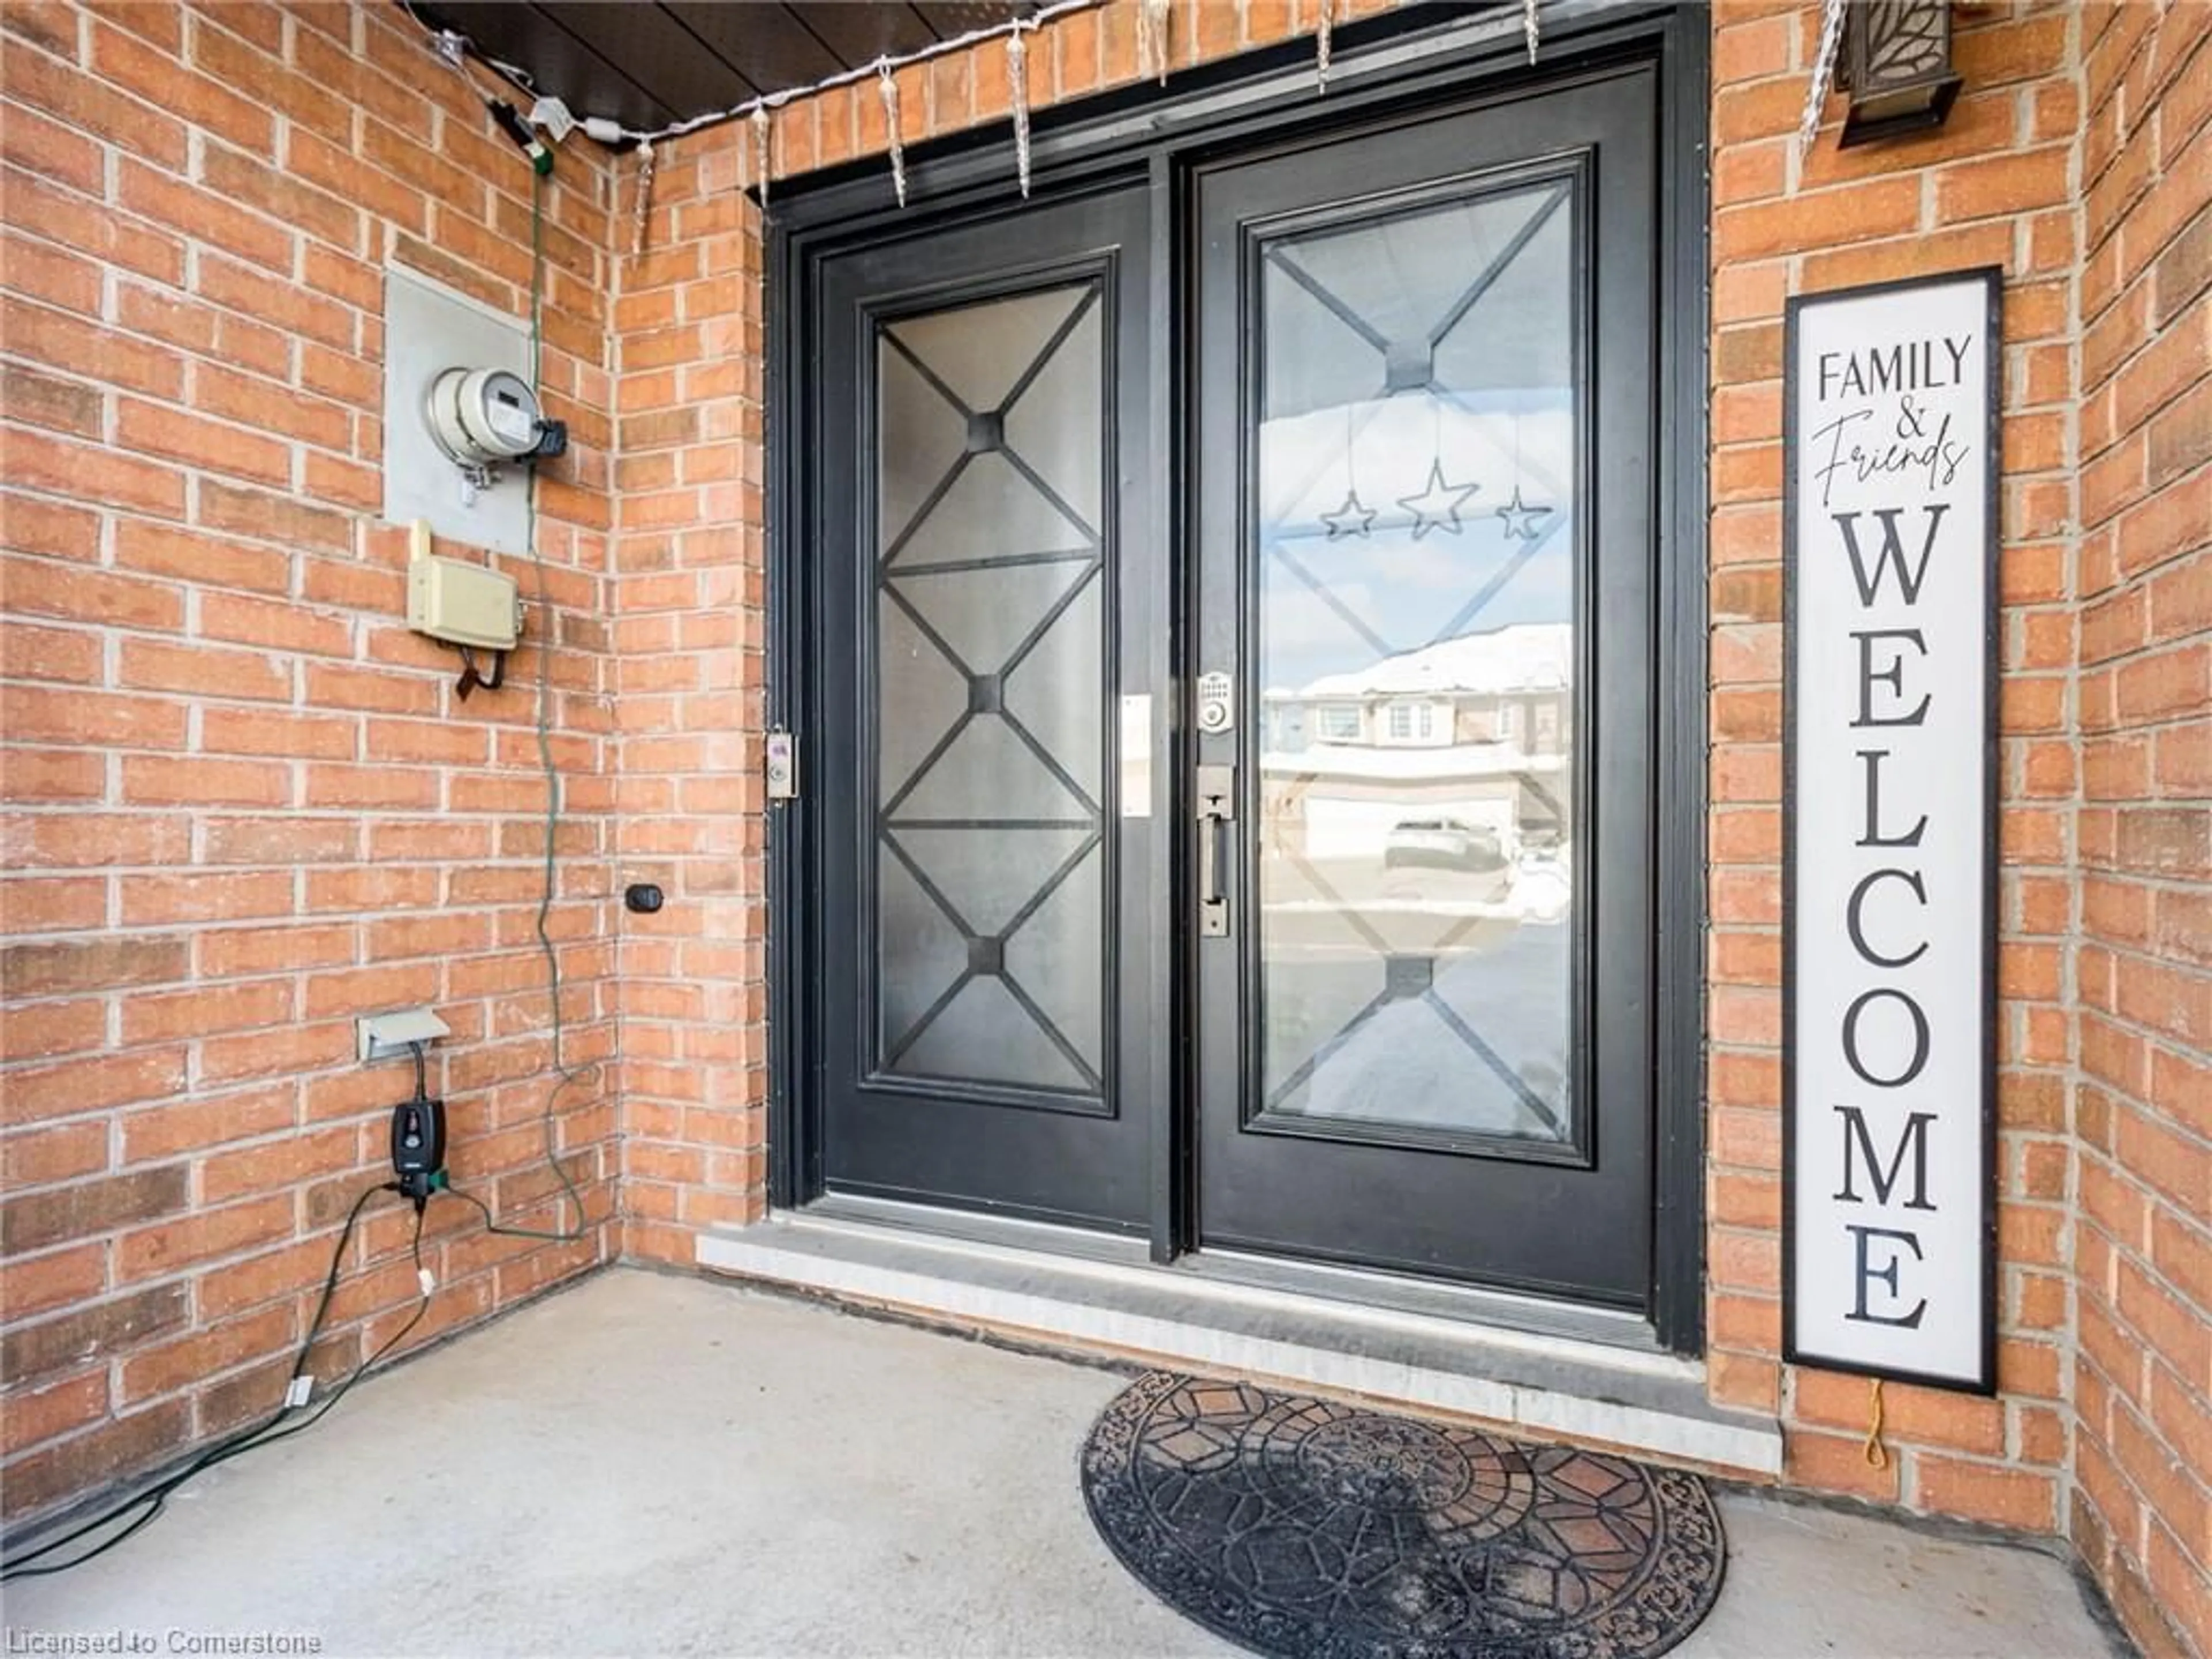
left=382, top=265, right=533, bottom=555
left=359, top=1006, right=450, bottom=1064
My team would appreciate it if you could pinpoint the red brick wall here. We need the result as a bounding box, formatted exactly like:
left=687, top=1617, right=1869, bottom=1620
left=608, top=0, right=1410, bottom=1270
left=2069, top=4, right=2212, bottom=1654
left=628, top=0, right=2105, bottom=1539
left=1, top=0, right=619, bottom=1520
left=1705, top=0, right=2082, bottom=1532
left=608, top=141, right=769, bottom=1260
left=7, top=4, right=2207, bottom=1627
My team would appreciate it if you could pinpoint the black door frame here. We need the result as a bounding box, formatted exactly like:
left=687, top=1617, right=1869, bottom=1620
left=764, top=0, right=1711, bottom=1354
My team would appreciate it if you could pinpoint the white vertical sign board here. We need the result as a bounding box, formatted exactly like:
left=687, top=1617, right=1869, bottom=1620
left=1785, top=268, right=1999, bottom=1393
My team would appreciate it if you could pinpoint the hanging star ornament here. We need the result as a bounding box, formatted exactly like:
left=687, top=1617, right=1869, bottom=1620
left=1493, top=484, right=1552, bottom=543
left=1395, top=460, right=1480, bottom=539
left=1322, top=490, right=1377, bottom=540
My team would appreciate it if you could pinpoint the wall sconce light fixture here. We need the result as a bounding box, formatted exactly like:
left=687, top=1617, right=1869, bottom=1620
left=1838, top=0, right=1963, bottom=147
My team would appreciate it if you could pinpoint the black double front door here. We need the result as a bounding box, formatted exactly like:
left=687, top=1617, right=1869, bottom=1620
left=812, top=186, right=1163, bottom=1228
left=799, top=64, right=1662, bottom=1312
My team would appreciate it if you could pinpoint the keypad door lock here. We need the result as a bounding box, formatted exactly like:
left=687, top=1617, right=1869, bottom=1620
left=1195, top=671, right=1234, bottom=735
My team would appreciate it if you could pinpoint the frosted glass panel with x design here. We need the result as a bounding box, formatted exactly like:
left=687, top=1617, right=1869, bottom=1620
left=872, top=283, right=1107, bottom=1099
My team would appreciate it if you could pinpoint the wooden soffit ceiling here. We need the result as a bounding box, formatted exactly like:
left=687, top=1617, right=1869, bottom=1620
left=416, top=1, right=1040, bottom=132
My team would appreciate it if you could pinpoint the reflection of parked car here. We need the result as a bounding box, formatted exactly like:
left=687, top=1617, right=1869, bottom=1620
left=1383, top=819, right=1508, bottom=872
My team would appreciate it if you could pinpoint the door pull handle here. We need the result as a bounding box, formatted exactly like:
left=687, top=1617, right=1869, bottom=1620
left=1195, top=763, right=1234, bottom=938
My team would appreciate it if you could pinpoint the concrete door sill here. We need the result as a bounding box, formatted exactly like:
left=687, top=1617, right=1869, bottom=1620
left=696, top=1204, right=1782, bottom=1478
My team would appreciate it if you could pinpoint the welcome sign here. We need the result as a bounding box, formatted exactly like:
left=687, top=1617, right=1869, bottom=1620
left=1783, top=268, right=2000, bottom=1393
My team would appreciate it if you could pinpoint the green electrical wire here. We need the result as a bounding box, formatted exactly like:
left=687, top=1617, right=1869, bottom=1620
left=446, top=164, right=596, bottom=1246
left=2, top=152, right=586, bottom=1596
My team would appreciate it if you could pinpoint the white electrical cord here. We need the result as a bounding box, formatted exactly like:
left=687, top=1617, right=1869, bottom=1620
left=401, top=1, right=534, bottom=93
left=397, top=0, right=1107, bottom=152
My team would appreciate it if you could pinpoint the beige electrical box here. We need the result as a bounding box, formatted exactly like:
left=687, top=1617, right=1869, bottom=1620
left=406, top=522, right=521, bottom=651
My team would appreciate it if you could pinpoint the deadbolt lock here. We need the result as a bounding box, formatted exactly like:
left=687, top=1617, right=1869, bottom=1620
left=1195, top=671, right=1234, bottom=734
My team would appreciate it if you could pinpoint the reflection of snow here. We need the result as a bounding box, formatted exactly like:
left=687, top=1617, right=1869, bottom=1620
left=1262, top=744, right=1565, bottom=782
left=1278, top=925, right=1571, bottom=1140
left=1513, top=855, right=1570, bottom=923
left=1259, top=396, right=1577, bottom=689
left=1299, top=623, right=1570, bottom=700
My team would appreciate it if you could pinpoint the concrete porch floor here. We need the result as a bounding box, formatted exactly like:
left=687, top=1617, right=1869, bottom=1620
left=7, top=1268, right=2120, bottom=1658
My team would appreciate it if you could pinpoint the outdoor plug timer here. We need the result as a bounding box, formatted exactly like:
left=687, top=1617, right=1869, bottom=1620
left=391, top=1094, right=448, bottom=1210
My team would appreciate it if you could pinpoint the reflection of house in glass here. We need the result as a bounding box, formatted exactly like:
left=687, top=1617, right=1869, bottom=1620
left=1260, top=622, right=1572, bottom=872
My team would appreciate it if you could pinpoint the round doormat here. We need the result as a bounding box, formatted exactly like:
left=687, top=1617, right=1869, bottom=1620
left=1081, top=1372, right=1726, bottom=1659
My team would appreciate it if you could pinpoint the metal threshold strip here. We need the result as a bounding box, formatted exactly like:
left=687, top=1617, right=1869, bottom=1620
left=696, top=1197, right=1783, bottom=1477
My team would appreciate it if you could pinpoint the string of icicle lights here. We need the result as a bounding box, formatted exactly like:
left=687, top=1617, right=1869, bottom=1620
left=400, top=0, right=1578, bottom=245
left=398, top=0, right=1103, bottom=149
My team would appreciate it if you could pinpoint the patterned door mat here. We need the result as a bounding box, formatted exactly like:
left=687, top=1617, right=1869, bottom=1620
left=1081, top=1372, right=1727, bottom=1659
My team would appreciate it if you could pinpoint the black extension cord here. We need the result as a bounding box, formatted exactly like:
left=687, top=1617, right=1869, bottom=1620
left=5, top=135, right=600, bottom=1590
left=0, top=1184, right=431, bottom=1582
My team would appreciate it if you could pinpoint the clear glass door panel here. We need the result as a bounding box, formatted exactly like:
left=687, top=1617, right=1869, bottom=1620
left=873, top=282, right=1107, bottom=1099
left=1254, top=179, right=1579, bottom=1145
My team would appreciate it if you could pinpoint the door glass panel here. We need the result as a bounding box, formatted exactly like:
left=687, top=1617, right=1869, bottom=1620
left=873, top=282, right=1107, bottom=1099
left=1253, top=179, right=1578, bottom=1145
